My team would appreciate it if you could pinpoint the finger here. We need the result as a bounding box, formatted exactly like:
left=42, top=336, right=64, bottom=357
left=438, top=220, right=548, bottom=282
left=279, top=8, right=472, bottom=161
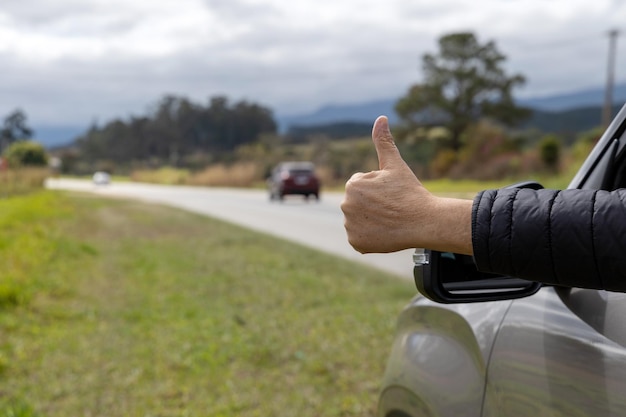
left=372, top=115, right=403, bottom=170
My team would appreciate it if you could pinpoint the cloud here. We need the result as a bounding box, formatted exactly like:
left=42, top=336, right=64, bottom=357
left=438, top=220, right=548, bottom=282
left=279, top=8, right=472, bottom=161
left=0, top=0, right=625, bottom=129
left=203, top=0, right=278, bottom=21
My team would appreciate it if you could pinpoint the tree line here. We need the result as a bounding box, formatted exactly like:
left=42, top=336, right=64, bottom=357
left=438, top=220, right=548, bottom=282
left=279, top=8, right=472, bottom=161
left=74, top=95, right=277, bottom=170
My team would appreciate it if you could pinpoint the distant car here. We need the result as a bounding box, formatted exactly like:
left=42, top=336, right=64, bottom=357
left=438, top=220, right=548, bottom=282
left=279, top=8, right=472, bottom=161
left=268, top=161, right=320, bottom=201
left=92, top=171, right=111, bottom=185
left=377, top=104, right=626, bottom=417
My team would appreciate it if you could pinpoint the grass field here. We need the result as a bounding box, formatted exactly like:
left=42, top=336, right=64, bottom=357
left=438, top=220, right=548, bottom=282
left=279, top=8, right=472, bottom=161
left=0, top=191, right=415, bottom=417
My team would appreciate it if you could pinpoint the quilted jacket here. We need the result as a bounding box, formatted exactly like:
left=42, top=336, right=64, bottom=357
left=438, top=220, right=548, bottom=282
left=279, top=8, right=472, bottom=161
left=472, top=188, right=626, bottom=292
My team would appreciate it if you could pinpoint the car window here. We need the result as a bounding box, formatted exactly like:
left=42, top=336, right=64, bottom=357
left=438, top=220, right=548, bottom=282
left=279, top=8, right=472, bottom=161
left=602, top=140, right=626, bottom=190
left=570, top=104, right=626, bottom=190
left=289, top=169, right=313, bottom=175
left=558, top=103, right=626, bottom=348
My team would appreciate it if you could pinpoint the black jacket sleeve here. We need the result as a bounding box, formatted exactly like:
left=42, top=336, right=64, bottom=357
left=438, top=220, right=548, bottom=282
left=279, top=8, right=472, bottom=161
left=472, top=188, right=626, bottom=292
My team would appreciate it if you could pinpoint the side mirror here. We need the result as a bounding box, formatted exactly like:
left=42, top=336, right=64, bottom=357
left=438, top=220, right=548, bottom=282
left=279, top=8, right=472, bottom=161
left=412, top=179, right=545, bottom=304
left=413, top=249, right=542, bottom=304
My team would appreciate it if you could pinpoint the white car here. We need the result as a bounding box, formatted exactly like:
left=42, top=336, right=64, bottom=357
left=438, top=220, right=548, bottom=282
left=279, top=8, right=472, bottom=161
left=92, top=171, right=111, bottom=185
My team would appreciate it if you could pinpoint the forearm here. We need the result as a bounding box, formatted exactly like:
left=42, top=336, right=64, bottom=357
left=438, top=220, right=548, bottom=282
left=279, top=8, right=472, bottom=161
left=472, top=188, right=626, bottom=291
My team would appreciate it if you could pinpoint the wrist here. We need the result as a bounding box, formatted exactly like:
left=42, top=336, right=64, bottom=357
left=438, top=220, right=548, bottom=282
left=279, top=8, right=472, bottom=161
left=422, top=197, right=473, bottom=255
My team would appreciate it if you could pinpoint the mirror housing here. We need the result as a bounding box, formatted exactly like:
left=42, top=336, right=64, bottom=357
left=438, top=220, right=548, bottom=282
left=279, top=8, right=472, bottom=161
left=413, top=249, right=542, bottom=304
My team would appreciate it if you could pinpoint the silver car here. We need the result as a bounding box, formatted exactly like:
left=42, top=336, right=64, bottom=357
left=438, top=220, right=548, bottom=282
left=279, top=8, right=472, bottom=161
left=378, top=104, right=626, bottom=417
left=92, top=171, right=111, bottom=185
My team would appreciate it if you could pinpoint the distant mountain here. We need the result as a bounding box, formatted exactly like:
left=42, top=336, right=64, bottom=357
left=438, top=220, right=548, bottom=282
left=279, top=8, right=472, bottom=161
left=285, top=121, right=373, bottom=142
left=33, top=125, right=85, bottom=148
left=518, top=83, right=626, bottom=111
left=277, top=99, right=397, bottom=132
left=277, top=83, right=626, bottom=132
left=522, top=104, right=622, bottom=141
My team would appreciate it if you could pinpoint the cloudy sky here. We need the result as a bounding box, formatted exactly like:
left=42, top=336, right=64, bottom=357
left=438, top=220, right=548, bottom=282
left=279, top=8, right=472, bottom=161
left=1, top=0, right=626, bottom=130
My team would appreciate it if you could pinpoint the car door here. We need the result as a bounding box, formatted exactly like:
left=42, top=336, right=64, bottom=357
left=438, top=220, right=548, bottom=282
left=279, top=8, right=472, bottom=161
left=482, top=104, right=626, bottom=416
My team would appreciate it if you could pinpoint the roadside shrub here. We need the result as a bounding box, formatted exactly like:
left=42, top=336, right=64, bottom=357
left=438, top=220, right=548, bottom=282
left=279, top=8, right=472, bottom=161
left=539, top=135, right=562, bottom=172
left=130, top=166, right=190, bottom=185
left=3, top=140, right=48, bottom=167
left=430, top=149, right=457, bottom=177
left=187, top=162, right=262, bottom=187
left=0, top=168, right=49, bottom=197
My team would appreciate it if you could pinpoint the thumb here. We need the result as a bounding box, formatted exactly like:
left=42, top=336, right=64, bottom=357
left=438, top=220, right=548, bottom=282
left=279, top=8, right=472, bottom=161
left=372, top=115, right=403, bottom=170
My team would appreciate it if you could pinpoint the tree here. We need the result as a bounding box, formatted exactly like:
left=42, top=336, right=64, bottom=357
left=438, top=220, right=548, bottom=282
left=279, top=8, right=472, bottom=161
left=3, top=140, right=48, bottom=167
left=396, top=32, right=530, bottom=152
left=1, top=109, right=34, bottom=152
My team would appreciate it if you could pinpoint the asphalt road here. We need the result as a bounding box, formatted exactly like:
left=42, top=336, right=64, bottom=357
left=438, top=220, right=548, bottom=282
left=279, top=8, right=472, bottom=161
left=45, top=178, right=416, bottom=279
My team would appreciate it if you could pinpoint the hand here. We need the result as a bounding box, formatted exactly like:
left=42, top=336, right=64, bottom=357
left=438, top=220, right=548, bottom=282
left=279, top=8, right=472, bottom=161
left=341, top=116, right=473, bottom=255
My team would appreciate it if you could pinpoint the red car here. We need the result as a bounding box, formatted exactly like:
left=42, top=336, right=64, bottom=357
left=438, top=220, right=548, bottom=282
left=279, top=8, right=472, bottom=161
left=268, top=162, right=320, bottom=201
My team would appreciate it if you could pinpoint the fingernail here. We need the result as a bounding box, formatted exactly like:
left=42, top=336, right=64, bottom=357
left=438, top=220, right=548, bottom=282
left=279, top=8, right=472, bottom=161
left=374, top=116, right=389, bottom=136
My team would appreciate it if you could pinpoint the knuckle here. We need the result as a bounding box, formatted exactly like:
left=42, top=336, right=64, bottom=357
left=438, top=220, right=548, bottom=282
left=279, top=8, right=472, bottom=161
left=347, top=172, right=364, bottom=184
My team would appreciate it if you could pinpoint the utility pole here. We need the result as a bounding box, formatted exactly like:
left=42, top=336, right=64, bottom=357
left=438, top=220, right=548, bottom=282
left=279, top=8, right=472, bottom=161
left=603, top=29, right=619, bottom=128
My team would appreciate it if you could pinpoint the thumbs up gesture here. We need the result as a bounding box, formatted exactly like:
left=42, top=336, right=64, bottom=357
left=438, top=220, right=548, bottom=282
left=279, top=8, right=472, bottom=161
left=341, top=116, right=473, bottom=255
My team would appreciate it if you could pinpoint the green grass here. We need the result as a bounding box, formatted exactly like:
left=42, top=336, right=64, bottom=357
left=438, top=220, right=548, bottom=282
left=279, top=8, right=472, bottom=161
left=423, top=178, right=511, bottom=199
left=0, top=191, right=415, bottom=417
left=423, top=174, right=573, bottom=200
